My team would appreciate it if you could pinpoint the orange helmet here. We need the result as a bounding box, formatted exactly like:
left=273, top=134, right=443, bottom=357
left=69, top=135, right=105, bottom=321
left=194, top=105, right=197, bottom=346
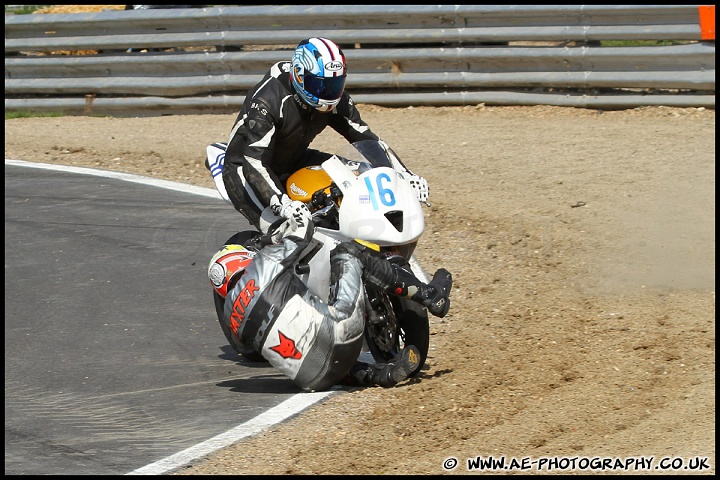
left=207, top=244, right=256, bottom=298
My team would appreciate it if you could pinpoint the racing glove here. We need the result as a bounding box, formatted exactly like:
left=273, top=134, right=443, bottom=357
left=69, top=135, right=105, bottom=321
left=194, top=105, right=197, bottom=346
left=270, top=194, right=311, bottom=221
left=269, top=193, right=291, bottom=217
left=269, top=194, right=312, bottom=242
left=407, top=175, right=430, bottom=203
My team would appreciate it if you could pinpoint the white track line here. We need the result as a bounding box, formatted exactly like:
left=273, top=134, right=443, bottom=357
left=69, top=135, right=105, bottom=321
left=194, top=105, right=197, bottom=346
left=5, top=158, right=222, bottom=199
left=127, top=390, right=339, bottom=475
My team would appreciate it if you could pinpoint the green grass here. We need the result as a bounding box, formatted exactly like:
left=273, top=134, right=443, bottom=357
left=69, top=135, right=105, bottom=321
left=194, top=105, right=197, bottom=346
left=4, top=5, right=52, bottom=15
left=5, top=110, right=65, bottom=119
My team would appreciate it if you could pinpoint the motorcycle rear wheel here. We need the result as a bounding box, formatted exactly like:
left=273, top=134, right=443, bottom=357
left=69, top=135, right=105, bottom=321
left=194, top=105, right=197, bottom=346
left=212, top=230, right=267, bottom=363
left=212, top=289, right=267, bottom=362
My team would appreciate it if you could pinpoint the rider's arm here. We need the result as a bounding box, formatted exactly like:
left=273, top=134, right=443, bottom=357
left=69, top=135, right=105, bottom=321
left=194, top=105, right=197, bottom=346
left=224, top=97, right=287, bottom=209
left=329, top=92, right=380, bottom=144
left=330, top=95, right=430, bottom=203
left=269, top=207, right=315, bottom=267
left=330, top=94, right=422, bottom=176
left=384, top=145, right=430, bottom=204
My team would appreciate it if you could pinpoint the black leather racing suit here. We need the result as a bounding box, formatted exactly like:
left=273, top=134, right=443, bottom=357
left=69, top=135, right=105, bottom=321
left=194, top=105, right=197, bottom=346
left=222, top=61, right=380, bottom=229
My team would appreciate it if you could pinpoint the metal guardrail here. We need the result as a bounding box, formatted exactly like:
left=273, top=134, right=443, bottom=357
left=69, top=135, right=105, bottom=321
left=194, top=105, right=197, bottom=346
left=4, top=5, right=716, bottom=116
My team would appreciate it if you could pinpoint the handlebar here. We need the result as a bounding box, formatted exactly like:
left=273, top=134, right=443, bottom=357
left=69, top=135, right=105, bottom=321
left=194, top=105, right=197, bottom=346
left=311, top=205, right=335, bottom=219
left=310, top=183, right=342, bottom=210
left=308, top=181, right=430, bottom=215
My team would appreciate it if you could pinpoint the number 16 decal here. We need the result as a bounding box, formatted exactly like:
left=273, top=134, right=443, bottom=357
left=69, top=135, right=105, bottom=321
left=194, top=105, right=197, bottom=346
left=364, top=173, right=396, bottom=210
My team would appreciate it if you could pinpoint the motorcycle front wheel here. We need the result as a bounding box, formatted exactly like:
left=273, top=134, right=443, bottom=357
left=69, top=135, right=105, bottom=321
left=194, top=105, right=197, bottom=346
left=363, top=288, right=430, bottom=378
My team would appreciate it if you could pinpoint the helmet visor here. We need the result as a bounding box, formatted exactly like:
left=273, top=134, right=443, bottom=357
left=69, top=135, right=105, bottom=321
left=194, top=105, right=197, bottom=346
left=304, top=72, right=346, bottom=102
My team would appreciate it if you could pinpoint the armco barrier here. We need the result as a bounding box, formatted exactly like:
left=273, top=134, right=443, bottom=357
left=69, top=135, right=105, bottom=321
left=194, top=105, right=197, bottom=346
left=4, top=5, right=716, bottom=116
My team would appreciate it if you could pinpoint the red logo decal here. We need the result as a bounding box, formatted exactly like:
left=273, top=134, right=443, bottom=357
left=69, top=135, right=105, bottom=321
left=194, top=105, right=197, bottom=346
left=229, top=279, right=260, bottom=335
left=270, top=331, right=302, bottom=360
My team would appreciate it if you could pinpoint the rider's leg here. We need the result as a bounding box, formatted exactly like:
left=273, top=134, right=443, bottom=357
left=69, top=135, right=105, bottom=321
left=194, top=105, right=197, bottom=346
left=344, top=345, right=421, bottom=388
left=327, top=243, right=422, bottom=388
left=221, top=163, right=264, bottom=230
left=331, top=241, right=453, bottom=318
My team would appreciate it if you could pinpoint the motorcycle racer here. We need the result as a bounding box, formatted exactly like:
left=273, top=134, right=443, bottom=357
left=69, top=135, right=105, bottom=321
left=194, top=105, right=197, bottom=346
left=208, top=204, right=453, bottom=392
left=218, top=37, right=430, bottom=232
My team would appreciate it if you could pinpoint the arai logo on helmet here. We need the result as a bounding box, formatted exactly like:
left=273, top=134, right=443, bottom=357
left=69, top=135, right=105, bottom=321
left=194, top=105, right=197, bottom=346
left=325, top=61, right=344, bottom=72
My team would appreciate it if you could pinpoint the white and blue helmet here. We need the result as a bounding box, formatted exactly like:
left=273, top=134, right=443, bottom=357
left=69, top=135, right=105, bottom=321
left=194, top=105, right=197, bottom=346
left=291, top=37, right=347, bottom=112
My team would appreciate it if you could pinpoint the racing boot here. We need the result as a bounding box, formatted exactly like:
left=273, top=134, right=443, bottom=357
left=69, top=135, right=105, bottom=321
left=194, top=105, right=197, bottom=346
left=347, top=345, right=421, bottom=388
left=379, top=262, right=453, bottom=318
left=408, top=268, right=453, bottom=318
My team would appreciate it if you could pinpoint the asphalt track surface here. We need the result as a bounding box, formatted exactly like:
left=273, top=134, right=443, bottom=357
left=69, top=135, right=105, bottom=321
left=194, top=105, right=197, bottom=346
left=4, top=160, right=340, bottom=475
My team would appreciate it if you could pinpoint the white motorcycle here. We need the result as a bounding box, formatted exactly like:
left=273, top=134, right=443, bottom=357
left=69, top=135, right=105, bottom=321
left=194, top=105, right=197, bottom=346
left=207, top=140, right=430, bottom=376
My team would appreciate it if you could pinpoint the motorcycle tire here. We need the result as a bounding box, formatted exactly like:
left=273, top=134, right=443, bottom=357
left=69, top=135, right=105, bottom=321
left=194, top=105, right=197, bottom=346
left=212, top=289, right=268, bottom=363
left=363, top=290, right=430, bottom=378
left=211, top=229, right=268, bottom=363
